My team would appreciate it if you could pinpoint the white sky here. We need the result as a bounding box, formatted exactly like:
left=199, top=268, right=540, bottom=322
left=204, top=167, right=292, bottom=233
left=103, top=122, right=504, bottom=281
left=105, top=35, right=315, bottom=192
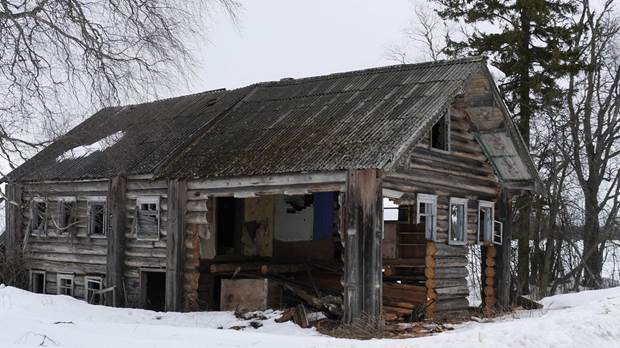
left=186, top=0, right=415, bottom=93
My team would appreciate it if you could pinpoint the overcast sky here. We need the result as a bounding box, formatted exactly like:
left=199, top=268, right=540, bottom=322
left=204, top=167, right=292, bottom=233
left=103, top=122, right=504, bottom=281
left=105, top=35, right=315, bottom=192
left=187, top=0, right=415, bottom=93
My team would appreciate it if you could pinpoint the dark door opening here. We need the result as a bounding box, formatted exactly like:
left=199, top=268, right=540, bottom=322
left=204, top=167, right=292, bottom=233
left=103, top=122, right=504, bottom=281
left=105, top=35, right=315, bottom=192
left=216, top=197, right=242, bottom=256
left=142, top=271, right=166, bottom=311
left=31, top=272, right=45, bottom=293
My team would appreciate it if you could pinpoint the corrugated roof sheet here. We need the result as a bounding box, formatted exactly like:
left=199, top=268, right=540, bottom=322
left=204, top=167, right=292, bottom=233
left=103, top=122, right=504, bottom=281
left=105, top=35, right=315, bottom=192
left=8, top=56, right=489, bottom=182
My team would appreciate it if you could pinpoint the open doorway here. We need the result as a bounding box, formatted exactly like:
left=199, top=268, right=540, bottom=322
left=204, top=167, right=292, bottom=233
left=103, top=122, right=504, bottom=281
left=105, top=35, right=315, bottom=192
left=141, top=270, right=166, bottom=311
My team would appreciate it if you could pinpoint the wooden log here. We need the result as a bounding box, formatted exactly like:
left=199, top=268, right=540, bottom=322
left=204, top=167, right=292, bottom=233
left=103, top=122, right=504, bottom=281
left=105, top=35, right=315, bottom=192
left=429, top=256, right=468, bottom=268
left=434, top=243, right=468, bottom=257
left=209, top=262, right=262, bottom=273
left=486, top=245, right=497, bottom=258
left=483, top=286, right=495, bottom=296
left=342, top=169, right=383, bottom=325
left=165, top=179, right=187, bottom=311
left=425, top=266, right=468, bottom=280
left=107, top=176, right=127, bottom=307
left=434, top=298, right=469, bottom=312
left=485, top=267, right=496, bottom=278
left=260, top=264, right=306, bottom=274
left=435, top=285, right=470, bottom=297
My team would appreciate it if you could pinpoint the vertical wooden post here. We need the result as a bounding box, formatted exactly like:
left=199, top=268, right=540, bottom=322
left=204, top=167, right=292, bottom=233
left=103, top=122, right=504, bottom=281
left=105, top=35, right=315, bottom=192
left=343, top=169, right=383, bottom=325
left=107, top=175, right=127, bottom=307
left=5, top=183, right=23, bottom=259
left=495, top=189, right=512, bottom=309
left=166, top=179, right=187, bottom=312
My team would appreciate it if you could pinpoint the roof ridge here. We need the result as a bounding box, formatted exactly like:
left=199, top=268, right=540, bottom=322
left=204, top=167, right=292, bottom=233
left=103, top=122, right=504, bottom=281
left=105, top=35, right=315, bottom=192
left=255, top=55, right=486, bottom=87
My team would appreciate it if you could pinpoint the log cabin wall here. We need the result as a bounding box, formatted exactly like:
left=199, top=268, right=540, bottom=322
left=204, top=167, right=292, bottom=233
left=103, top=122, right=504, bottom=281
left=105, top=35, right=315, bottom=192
left=20, top=180, right=110, bottom=300
left=383, top=77, right=502, bottom=317
left=18, top=178, right=170, bottom=306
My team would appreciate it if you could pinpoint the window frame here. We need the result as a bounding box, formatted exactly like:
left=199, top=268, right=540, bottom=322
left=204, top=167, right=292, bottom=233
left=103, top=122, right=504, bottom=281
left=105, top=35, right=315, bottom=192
left=448, top=197, right=468, bottom=245
left=477, top=200, right=495, bottom=244
left=430, top=111, right=451, bottom=152
left=57, top=273, right=75, bottom=296
left=493, top=220, right=503, bottom=246
left=29, top=270, right=46, bottom=294
left=87, top=197, right=107, bottom=237
left=416, top=193, right=438, bottom=241
left=135, top=196, right=161, bottom=241
left=56, top=196, right=77, bottom=234
left=31, top=197, right=48, bottom=235
left=85, top=275, right=104, bottom=305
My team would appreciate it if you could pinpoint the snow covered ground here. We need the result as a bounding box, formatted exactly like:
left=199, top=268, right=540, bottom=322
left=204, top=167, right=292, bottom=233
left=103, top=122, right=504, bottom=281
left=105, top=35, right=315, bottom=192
left=1, top=285, right=620, bottom=347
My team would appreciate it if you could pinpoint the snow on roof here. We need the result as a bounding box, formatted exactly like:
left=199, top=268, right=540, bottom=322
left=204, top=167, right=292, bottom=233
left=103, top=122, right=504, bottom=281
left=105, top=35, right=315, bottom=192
left=56, top=131, right=125, bottom=163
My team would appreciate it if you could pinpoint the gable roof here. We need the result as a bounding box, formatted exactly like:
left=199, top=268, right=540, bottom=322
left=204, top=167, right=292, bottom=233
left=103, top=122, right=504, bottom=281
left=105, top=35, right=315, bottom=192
left=6, top=56, right=539, bottom=188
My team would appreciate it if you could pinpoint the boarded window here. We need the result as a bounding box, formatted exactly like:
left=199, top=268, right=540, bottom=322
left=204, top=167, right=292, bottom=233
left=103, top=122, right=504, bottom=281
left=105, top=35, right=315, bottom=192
left=449, top=198, right=467, bottom=244
left=416, top=194, right=437, bottom=240
left=431, top=114, right=450, bottom=151
left=136, top=197, right=160, bottom=240
left=478, top=201, right=494, bottom=244
left=85, top=276, right=104, bottom=304
left=88, top=200, right=106, bottom=236
left=29, top=270, right=46, bottom=294
left=57, top=274, right=74, bottom=296
left=58, top=199, right=77, bottom=233
left=31, top=200, right=48, bottom=234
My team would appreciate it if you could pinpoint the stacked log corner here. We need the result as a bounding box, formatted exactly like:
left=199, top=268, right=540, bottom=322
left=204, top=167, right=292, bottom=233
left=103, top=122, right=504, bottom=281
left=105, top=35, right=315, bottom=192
left=424, top=242, right=469, bottom=318
left=483, top=245, right=497, bottom=316
left=107, top=175, right=127, bottom=307
left=342, top=169, right=383, bottom=327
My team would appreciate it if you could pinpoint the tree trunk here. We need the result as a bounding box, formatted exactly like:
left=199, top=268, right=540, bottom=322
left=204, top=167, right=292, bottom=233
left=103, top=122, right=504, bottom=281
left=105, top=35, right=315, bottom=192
left=582, top=193, right=602, bottom=288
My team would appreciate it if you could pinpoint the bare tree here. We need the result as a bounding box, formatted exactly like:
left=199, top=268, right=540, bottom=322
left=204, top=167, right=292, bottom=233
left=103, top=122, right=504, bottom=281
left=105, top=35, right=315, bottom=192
left=561, top=0, right=620, bottom=288
left=0, top=0, right=239, bottom=177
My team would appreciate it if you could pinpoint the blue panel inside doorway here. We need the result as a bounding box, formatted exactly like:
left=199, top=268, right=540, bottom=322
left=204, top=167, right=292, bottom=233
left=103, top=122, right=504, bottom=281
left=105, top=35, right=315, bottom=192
left=313, top=192, right=334, bottom=240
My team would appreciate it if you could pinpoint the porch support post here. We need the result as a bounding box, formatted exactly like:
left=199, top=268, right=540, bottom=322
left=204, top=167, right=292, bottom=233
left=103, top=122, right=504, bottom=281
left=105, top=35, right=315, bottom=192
left=343, top=169, right=383, bottom=325
left=166, top=179, right=187, bottom=311
left=5, top=183, right=23, bottom=260
left=107, top=175, right=127, bottom=307
left=496, top=189, right=513, bottom=309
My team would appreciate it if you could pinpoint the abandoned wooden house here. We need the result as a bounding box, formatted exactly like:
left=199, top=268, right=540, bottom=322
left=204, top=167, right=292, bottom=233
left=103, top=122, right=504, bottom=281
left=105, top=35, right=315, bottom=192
left=3, top=56, right=539, bottom=324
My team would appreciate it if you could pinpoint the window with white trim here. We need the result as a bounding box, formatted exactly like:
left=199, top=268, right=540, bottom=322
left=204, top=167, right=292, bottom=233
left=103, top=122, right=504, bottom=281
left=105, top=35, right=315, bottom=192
left=85, top=276, right=104, bottom=305
left=57, top=274, right=74, bottom=296
left=449, top=198, right=467, bottom=244
left=478, top=201, right=494, bottom=244
left=136, top=196, right=160, bottom=240
left=493, top=220, right=503, bottom=245
left=416, top=194, right=437, bottom=240
left=87, top=199, right=107, bottom=236
left=29, top=270, right=46, bottom=294
left=31, top=198, right=48, bottom=235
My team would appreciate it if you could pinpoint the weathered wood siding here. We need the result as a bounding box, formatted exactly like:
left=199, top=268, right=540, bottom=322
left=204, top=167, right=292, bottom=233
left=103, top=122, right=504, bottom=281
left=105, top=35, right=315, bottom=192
left=20, top=178, right=170, bottom=306
left=21, top=181, right=110, bottom=298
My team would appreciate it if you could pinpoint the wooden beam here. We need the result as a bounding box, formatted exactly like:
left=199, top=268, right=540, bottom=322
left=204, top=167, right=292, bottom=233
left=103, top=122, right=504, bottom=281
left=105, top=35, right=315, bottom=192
left=5, top=183, right=23, bottom=258
left=107, top=176, right=127, bottom=307
left=165, top=179, right=187, bottom=311
left=342, top=169, right=383, bottom=325
left=495, top=190, right=512, bottom=309
left=187, top=172, right=346, bottom=190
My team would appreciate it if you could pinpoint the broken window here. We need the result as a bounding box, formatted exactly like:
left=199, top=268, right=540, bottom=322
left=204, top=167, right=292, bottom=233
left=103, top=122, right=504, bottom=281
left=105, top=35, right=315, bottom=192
left=416, top=194, right=437, bottom=240
left=383, top=198, right=399, bottom=222
left=478, top=201, right=495, bottom=244
left=430, top=114, right=450, bottom=151
left=57, top=274, right=74, bottom=296
left=449, top=198, right=467, bottom=245
left=31, top=199, right=48, bottom=234
left=87, top=200, right=106, bottom=236
left=85, top=276, right=104, bottom=305
left=57, top=198, right=77, bottom=233
left=493, top=220, right=503, bottom=245
left=136, top=197, right=160, bottom=240
left=29, top=270, right=46, bottom=294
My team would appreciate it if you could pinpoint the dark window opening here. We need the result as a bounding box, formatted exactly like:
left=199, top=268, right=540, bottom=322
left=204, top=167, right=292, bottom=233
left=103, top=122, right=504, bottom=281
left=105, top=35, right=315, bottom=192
left=431, top=115, right=449, bottom=151
left=216, top=197, right=242, bottom=256
left=32, top=201, right=47, bottom=233
left=86, top=276, right=104, bottom=305
left=142, top=271, right=166, bottom=311
left=30, top=271, right=45, bottom=294
left=136, top=198, right=160, bottom=240
left=88, top=201, right=106, bottom=236
left=58, top=201, right=77, bottom=232
left=58, top=274, right=74, bottom=296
